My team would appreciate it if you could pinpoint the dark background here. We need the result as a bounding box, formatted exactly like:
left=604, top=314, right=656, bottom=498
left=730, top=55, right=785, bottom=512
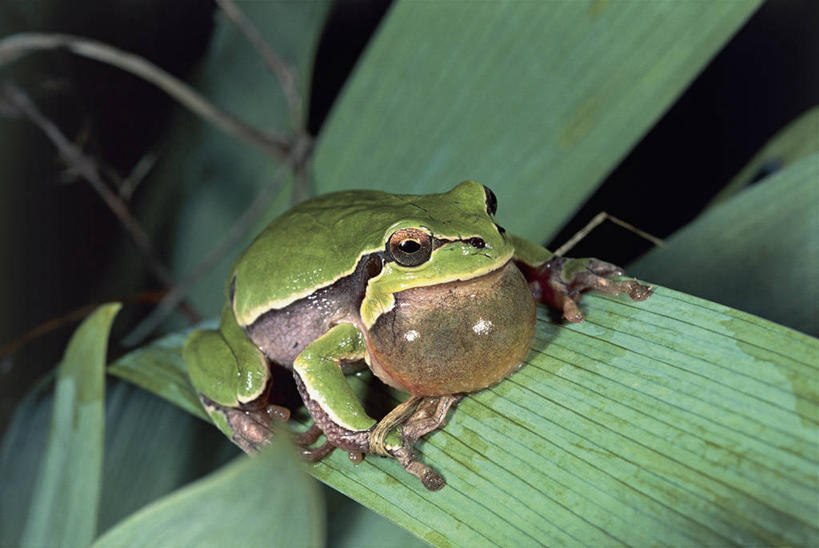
left=1, top=0, right=817, bottom=430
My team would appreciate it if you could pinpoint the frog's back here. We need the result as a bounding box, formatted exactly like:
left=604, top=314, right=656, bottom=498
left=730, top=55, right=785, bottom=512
left=229, top=181, right=493, bottom=328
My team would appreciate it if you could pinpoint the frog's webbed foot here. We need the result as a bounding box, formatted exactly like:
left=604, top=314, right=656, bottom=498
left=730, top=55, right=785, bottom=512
left=200, top=395, right=290, bottom=454
left=523, top=256, right=652, bottom=323
left=369, top=395, right=461, bottom=491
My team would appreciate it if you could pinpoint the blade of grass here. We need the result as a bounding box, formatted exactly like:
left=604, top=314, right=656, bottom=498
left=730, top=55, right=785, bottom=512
left=631, top=153, right=819, bottom=335
left=313, top=0, right=761, bottom=242
left=709, top=106, right=819, bottom=207
left=92, top=437, right=324, bottom=547
left=19, top=303, right=120, bottom=547
left=109, top=288, right=819, bottom=546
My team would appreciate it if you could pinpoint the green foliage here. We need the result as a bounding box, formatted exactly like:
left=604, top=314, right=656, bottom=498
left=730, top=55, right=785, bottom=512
left=314, top=0, right=762, bottom=241
left=4, top=1, right=819, bottom=546
left=93, top=437, right=324, bottom=547
left=107, top=288, right=819, bottom=545
left=16, top=304, right=119, bottom=547
left=633, top=154, right=819, bottom=335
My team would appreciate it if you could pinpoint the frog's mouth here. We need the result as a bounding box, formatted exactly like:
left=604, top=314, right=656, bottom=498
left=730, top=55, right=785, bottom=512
left=364, top=261, right=536, bottom=396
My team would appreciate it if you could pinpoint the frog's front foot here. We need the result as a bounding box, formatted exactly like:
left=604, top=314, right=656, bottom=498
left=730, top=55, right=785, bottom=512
left=523, top=256, right=652, bottom=322
left=200, top=395, right=290, bottom=453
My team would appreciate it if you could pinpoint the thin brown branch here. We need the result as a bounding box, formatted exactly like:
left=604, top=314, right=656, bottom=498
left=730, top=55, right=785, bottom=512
left=0, top=32, right=291, bottom=161
left=1, top=82, right=201, bottom=323
left=214, top=0, right=302, bottom=126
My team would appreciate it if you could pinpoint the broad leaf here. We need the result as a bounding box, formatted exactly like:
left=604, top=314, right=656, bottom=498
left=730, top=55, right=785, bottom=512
left=93, top=437, right=323, bottom=547
left=632, top=154, right=819, bottom=335
left=313, top=0, right=761, bottom=241
left=17, top=303, right=120, bottom=547
left=109, top=289, right=819, bottom=545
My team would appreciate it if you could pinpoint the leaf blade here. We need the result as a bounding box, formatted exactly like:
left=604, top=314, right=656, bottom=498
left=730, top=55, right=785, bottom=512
left=110, top=290, right=819, bottom=546
left=20, top=303, right=121, bottom=548
left=313, top=0, right=762, bottom=241
left=631, top=153, right=819, bottom=335
left=92, top=437, right=324, bottom=548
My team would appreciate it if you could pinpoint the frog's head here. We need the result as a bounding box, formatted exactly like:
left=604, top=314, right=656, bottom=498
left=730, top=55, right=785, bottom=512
left=362, top=181, right=535, bottom=396
left=360, top=180, right=516, bottom=328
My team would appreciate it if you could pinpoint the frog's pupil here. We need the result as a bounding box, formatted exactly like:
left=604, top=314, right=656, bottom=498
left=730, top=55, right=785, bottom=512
left=469, top=237, right=486, bottom=249
left=400, top=240, right=421, bottom=253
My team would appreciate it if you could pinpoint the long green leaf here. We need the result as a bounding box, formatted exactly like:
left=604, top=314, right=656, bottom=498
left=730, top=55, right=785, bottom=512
left=313, top=0, right=761, bottom=241
left=93, top=438, right=324, bottom=547
left=19, top=303, right=120, bottom=547
left=632, top=153, right=819, bottom=335
left=109, top=290, right=818, bottom=545
left=709, top=106, right=819, bottom=207
left=1, top=378, right=238, bottom=542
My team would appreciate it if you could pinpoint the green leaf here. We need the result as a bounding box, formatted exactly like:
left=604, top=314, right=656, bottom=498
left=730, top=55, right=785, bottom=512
left=92, top=437, right=324, bottom=547
left=1, top=378, right=238, bottom=542
left=109, top=329, right=209, bottom=421
left=109, top=290, right=818, bottom=545
left=314, top=0, right=761, bottom=241
left=709, top=106, right=819, bottom=207
left=324, top=486, right=427, bottom=548
left=631, top=153, right=819, bottom=335
left=19, top=303, right=121, bottom=548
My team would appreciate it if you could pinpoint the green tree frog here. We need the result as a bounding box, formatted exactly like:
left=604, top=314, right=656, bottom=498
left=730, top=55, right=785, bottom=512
left=184, top=181, right=651, bottom=490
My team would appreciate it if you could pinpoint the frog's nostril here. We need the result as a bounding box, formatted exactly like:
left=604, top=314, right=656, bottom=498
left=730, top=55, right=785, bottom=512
left=469, top=237, right=486, bottom=249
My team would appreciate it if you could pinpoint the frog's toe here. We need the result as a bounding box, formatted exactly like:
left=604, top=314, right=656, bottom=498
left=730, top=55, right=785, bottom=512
left=390, top=445, right=446, bottom=491
left=526, top=256, right=652, bottom=322
left=583, top=258, right=625, bottom=278
left=292, top=423, right=323, bottom=446
left=300, top=439, right=336, bottom=462
left=569, top=269, right=653, bottom=303
left=200, top=395, right=285, bottom=454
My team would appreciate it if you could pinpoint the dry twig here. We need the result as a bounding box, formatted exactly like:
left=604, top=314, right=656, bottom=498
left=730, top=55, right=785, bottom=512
left=0, top=32, right=291, bottom=161
left=0, top=82, right=200, bottom=323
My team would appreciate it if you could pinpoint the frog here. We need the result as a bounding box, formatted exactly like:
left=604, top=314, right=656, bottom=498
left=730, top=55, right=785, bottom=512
left=183, top=180, right=652, bottom=490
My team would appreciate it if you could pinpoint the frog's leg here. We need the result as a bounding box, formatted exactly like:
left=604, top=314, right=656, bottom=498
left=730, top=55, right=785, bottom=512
left=508, top=233, right=652, bottom=322
left=184, top=305, right=289, bottom=453
left=293, top=323, right=445, bottom=490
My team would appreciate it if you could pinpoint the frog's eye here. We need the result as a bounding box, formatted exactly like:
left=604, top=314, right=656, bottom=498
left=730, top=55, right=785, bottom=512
left=387, top=228, right=432, bottom=267
left=483, top=185, right=498, bottom=216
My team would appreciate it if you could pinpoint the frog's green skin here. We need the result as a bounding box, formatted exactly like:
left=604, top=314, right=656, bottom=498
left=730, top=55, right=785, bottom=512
left=184, top=180, right=651, bottom=490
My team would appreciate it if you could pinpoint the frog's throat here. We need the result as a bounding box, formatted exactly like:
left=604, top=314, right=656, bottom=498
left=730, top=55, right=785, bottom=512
left=360, top=249, right=515, bottom=330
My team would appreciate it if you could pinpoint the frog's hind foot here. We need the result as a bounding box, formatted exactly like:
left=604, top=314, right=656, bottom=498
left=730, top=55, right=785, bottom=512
left=523, top=256, right=652, bottom=323
left=200, top=395, right=290, bottom=454
left=391, top=445, right=445, bottom=491
left=369, top=395, right=458, bottom=491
